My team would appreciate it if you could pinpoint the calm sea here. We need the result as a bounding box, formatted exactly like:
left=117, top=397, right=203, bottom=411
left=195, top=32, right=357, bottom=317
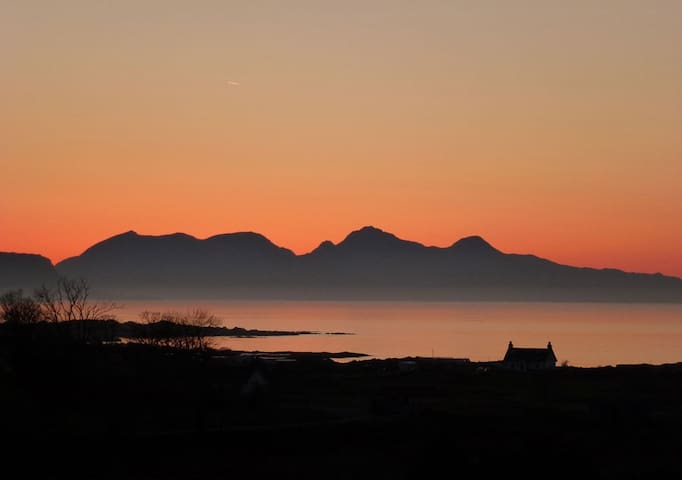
left=115, top=300, right=682, bottom=367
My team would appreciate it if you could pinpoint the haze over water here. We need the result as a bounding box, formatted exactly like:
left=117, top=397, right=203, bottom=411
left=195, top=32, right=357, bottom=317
left=116, top=300, right=682, bottom=367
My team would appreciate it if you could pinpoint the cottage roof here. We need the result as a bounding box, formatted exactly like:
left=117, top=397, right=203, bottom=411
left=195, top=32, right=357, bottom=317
left=503, top=341, right=557, bottom=363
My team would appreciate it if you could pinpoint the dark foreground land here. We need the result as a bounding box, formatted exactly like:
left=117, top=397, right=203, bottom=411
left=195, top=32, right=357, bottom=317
left=2, top=341, right=682, bottom=479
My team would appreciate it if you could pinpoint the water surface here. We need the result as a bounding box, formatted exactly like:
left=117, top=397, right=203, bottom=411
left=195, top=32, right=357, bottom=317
left=116, top=300, right=682, bottom=367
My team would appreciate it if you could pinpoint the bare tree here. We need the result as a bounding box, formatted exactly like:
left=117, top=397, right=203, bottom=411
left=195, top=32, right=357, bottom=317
left=35, top=277, right=117, bottom=322
left=0, top=289, right=42, bottom=325
left=179, top=308, right=219, bottom=351
left=138, top=309, right=219, bottom=351
left=34, top=277, right=119, bottom=342
left=137, top=310, right=174, bottom=347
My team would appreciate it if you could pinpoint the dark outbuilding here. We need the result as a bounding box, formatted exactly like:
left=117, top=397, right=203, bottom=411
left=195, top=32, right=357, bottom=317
left=503, top=341, right=557, bottom=370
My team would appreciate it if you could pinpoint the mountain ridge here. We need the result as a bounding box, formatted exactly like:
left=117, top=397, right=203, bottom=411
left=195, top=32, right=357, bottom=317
left=0, top=252, right=58, bottom=290
left=2, top=227, right=681, bottom=301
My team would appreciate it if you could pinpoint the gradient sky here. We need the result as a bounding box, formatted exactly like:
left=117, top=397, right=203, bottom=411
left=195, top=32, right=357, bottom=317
left=2, top=1, right=681, bottom=276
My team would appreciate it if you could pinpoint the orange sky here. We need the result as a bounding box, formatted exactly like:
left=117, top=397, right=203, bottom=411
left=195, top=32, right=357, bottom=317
left=2, top=2, right=681, bottom=277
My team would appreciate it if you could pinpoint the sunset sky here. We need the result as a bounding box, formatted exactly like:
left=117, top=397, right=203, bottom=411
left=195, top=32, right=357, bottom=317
left=2, top=1, right=681, bottom=276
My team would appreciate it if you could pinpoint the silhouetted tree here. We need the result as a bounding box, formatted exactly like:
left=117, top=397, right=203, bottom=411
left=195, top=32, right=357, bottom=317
left=0, top=289, right=43, bottom=348
left=137, top=310, right=173, bottom=347
left=0, top=289, right=42, bottom=325
left=34, top=277, right=118, bottom=342
left=138, top=309, right=218, bottom=351
left=35, top=277, right=116, bottom=322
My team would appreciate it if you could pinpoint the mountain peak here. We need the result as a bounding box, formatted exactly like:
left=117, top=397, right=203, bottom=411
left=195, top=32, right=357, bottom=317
left=341, top=226, right=401, bottom=246
left=450, top=235, right=498, bottom=253
left=346, top=225, right=393, bottom=239
left=106, top=230, right=139, bottom=240
left=307, top=240, right=336, bottom=256
left=336, top=226, right=425, bottom=252
left=207, top=231, right=270, bottom=243
left=205, top=232, right=294, bottom=255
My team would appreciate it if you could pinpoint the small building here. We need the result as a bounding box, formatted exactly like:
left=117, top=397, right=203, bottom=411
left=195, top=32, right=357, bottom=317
left=241, top=369, right=269, bottom=398
left=503, top=341, right=557, bottom=371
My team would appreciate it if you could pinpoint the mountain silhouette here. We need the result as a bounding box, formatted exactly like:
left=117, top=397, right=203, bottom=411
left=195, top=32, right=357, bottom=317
left=0, top=252, right=57, bottom=290
left=56, top=230, right=295, bottom=288
left=449, top=235, right=498, bottom=253
left=293, top=227, right=682, bottom=300
left=2, top=227, right=681, bottom=301
left=331, top=226, right=426, bottom=253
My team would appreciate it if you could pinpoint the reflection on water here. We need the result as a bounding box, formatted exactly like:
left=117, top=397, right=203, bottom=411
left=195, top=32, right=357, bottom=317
left=115, top=300, right=682, bottom=367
